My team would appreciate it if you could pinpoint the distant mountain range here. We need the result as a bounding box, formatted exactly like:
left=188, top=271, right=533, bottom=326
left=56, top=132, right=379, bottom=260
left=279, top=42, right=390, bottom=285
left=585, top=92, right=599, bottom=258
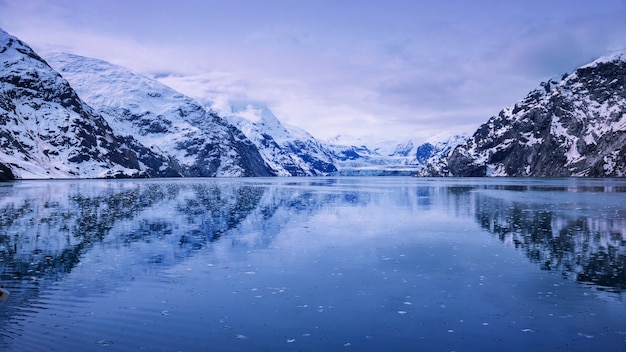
left=1, top=27, right=624, bottom=179
left=322, top=135, right=466, bottom=176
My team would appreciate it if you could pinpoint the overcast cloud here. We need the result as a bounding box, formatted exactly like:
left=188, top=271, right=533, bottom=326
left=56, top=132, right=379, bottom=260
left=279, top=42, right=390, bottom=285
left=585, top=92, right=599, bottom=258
left=1, top=0, right=625, bottom=143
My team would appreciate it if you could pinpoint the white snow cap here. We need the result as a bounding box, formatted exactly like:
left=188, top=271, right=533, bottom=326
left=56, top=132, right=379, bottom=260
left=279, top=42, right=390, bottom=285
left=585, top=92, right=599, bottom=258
left=581, top=50, right=626, bottom=69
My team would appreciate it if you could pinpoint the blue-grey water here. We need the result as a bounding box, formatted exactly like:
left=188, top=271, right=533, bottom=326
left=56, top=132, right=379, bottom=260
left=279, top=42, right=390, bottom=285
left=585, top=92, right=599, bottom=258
left=0, top=177, right=624, bottom=351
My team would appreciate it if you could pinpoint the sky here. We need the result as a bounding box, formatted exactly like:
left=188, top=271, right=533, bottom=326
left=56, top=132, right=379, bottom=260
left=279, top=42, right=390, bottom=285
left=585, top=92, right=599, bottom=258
left=1, top=0, right=625, bottom=144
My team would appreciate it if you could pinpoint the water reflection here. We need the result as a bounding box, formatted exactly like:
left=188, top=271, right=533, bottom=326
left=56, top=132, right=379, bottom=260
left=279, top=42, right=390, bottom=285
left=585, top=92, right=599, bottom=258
left=0, top=179, right=359, bottom=304
left=1, top=179, right=625, bottom=293
left=0, top=178, right=624, bottom=350
left=0, top=180, right=270, bottom=342
left=0, top=180, right=278, bottom=278
left=472, top=182, right=626, bottom=292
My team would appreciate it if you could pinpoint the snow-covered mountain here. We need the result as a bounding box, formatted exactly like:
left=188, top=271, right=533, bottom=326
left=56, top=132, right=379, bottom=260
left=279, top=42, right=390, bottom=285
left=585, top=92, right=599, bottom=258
left=420, top=52, right=626, bottom=177
left=324, top=135, right=466, bottom=176
left=225, top=102, right=337, bottom=176
left=45, top=53, right=274, bottom=177
left=7, top=27, right=624, bottom=179
left=224, top=101, right=466, bottom=176
left=0, top=28, right=180, bottom=180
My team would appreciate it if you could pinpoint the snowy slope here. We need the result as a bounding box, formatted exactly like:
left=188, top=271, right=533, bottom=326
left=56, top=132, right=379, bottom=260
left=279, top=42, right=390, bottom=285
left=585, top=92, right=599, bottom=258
left=225, top=100, right=462, bottom=177
left=0, top=28, right=178, bottom=179
left=45, top=53, right=274, bottom=177
left=226, top=102, right=337, bottom=176
left=420, top=52, right=626, bottom=177
left=225, top=100, right=466, bottom=176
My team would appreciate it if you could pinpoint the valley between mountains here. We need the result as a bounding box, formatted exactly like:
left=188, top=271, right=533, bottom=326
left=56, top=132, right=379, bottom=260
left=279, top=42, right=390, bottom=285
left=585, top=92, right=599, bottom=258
left=1, top=28, right=625, bottom=180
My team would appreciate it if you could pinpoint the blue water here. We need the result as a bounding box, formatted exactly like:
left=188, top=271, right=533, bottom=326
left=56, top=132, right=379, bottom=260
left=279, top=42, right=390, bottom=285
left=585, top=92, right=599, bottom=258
left=0, top=177, right=624, bottom=351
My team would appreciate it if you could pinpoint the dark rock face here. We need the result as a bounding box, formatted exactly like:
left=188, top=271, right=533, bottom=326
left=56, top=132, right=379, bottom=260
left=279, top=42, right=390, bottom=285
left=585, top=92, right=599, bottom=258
left=0, top=163, right=14, bottom=181
left=415, top=143, right=435, bottom=164
left=422, top=54, right=626, bottom=177
left=224, top=124, right=276, bottom=177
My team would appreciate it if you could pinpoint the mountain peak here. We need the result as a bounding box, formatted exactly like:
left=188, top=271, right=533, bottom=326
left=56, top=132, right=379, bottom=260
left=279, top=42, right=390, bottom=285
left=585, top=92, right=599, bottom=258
left=0, top=28, right=181, bottom=178
left=0, top=28, right=53, bottom=69
left=581, top=50, right=626, bottom=69
left=229, top=101, right=292, bottom=141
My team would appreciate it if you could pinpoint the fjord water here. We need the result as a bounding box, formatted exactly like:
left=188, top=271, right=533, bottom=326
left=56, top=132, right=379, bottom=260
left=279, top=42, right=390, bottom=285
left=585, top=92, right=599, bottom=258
left=0, top=178, right=624, bottom=351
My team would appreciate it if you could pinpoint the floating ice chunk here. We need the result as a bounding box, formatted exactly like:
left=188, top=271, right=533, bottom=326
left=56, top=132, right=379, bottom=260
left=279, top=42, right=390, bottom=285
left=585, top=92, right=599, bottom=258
left=344, top=342, right=351, bottom=346
left=96, top=340, right=113, bottom=346
left=287, top=339, right=296, bottom=343
left=236, top=335, right=248, bottom=340
left=577, top=333, right=594, bottom=339
left=398, top=311, right=407, bottom=315
left=521, top=329, right=535, bottom=333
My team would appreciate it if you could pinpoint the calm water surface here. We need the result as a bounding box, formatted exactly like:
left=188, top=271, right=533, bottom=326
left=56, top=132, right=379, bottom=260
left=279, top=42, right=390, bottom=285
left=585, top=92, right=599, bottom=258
left=0, top=177, right=624, bottom=351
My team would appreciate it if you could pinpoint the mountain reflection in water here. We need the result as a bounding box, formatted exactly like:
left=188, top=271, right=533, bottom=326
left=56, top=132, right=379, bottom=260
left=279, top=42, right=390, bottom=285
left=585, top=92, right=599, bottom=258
left=1, top=178, right=625, bottom=296
left=473, top=183, right=626, bottom=292
left=0, top=177, right=624, bottom=351
left=0, top=180, right=273, bottom=284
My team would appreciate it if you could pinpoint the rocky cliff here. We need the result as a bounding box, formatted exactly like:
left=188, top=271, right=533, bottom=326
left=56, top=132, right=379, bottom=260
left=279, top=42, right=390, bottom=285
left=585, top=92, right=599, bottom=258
left=420, top=53, right=626, bottom=177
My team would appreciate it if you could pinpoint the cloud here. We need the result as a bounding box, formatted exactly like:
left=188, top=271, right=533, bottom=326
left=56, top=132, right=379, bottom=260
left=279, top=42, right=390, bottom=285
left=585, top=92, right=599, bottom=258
left=2, top=0, right=625, bottom=144
left=157, top=71, right=253, bottom=113
left=488, top=12, right=626, bottom=76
